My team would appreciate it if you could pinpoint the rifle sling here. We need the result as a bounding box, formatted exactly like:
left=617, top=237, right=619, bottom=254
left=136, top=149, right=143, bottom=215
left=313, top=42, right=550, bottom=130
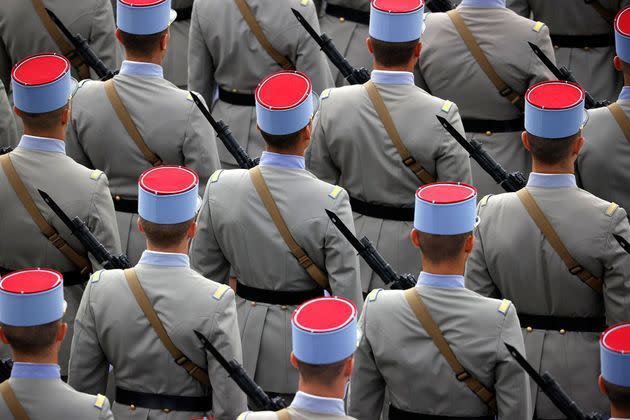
left=586, top=0, right=615, bottom=23
left=364, top=81, right=435, bottom=185
left=607, top=103, right=630, bottom=143
left=403, top=289, right=498, bottom=413
left=104, top=80, right=163, bottom=167
left=233, top=0, right=295, bottom=70
left=30, top=0, right=90, bottom=80
left=249, top=167, right=329, bottom=289
left=0, top=381, right=29, bottom=420
left=516, top=188, right=603, bottom=294
left=0, top=154, right=91, bottom=275
left=447, top=10, right=524, bottom=111
left=124, top=268, right=210, bottom=386
left=276, top=409, right=291, bottom=420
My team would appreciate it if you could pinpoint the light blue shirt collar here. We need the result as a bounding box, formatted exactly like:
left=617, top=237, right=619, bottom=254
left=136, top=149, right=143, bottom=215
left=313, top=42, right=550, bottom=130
left=618, top=86, right=630, bottom=102
left=11, top=363, right=61, bottom=379
left=460, top=0, right=506, bottom=7
left=119, top=60, right=164, bottom=79
left=526, top=172, right=577, bottom=189
left=17, top=135, right=66, bottom=154
left=417, top=272, right=465, bottom=289
left=371, top=70, right=415, bottom=86
left=138, top=250, right=190, bottom=268
left=291, top=391, right=346, bottom=416
left=259, top=151, right=305, bottom=170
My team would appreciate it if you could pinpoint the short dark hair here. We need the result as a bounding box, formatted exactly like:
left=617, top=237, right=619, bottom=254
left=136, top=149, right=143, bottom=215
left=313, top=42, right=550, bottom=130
left=118, top=28, right=168, bottom=57
left=1, top=320, right=60, bottom=356
left=527, top=132, right=579, bottom=165
left=370, top=37, right=420, bottom=68
left=19, top=104, right=68, bottom=131
left=260, top=129, right=303, bottom=150
left=139, top=217, right=195, bottom=248
left=296, top=357, right=349, bottom=386
left=418, top=231, right=471, bottom=264
left=602, top=379, right=630, bottom=412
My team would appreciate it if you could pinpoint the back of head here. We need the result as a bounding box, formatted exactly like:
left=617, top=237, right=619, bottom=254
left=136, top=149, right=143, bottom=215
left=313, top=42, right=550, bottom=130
left=1, top=321, right=61, bottom=358
left=525, top=132, right=580, bottom=166
left=369, top=38, right=421, bottom=68
left=600, top=323, right=630, bottom=415
left=117, top=29, right=168, bottom=59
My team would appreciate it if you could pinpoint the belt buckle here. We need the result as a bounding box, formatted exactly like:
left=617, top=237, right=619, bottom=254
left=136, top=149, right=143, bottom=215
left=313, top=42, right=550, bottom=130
left=456, top=371, right=470, bottom=382
left=569, top=265, right=584, bottom=275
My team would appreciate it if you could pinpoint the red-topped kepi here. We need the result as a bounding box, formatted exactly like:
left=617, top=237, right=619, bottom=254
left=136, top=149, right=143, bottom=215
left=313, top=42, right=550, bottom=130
left=369, top=0, right=425, bottom=42
left=600, top=322, right=630, bottom=387
left=414, top=182, right=478, bottom=235
left=138, top=166, right=201, bottom=224
left=116, top=0, right=176, bottom=35
left=615, top=7, right=630, bottom=62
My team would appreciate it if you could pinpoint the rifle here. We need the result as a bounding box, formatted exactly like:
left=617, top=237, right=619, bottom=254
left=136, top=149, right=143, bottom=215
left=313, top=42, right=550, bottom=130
left=326, top=209, right=416, bottom=290
left=45, top=9, right=116, bottom=81
left=528, top=42, right=609, bottom=109
left=505, top=343, right=602, bottom=420
left=291, top=8, right=370, bottom=85
left=614, top=234, right=630, bottom=255
left=0, top=146, right=12, bottom=155
left=189, top=92, right=258, bottom=170
left=0, top=359, right=13, bottom=382
left=38, top=190, right=131, bottom=270
left=193, top=330, right=287, bottom=411
left=426, top=0, right=454, bottom=12
left=436, top=115, right=527, bottom=193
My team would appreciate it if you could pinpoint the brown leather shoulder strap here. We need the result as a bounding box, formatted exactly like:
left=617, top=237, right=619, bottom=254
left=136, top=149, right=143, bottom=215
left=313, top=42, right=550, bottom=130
left=249, top=167, right=329, bottom=289
left=447, top=10, right=524, bottom=111
left=403, top=289, right=498, bottom=413
left=276, top=409, right=291, bottom=420
left=233, top=0, right=295, bottom=70
left=364, top=81, right=435, bottom=185
left=588, top=1, right=615, bottom=23
left=0, top=381, right=29, bottom=420
left=0, top=154, right=91, bottom=275
left=516, top=188, right=603, bottom=294
left=104, top=80, right=163, bottom=167
left=607, top=102, right=630, bottom=143
left=30, top=0, right=90, bottom=80
left=124, top=269, right=210, bottom=386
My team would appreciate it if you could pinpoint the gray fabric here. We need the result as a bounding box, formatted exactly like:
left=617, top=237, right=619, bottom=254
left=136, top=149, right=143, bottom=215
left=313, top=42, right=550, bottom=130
left=240, top=407, right=356, bottom=419
left=0, top=79, right=17, bottom=148
left=163, top=0, right=194, bottom=88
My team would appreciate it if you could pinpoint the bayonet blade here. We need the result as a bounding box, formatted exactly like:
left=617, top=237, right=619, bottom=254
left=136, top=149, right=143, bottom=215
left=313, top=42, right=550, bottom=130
left=325, top=209, right=365, bottom=251
left=614, top=234, right=630, bottom=255
left=291, top=8, right=325, bottom=48
left=194, top=329, right=233, bottom=373
left=45, top=9, right=76, bottom=43
left=436, top=115, right=466, bottom=144
left=38, top=189, right=76, bottom=232
left=189, top=91, right=216, bottom=125
left=505, top=343, right=547, bottom=389
left=528, top=42, right=564, bottom=81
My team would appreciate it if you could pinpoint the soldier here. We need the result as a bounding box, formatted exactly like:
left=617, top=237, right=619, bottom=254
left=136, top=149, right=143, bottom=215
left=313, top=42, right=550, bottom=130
left=68, top=165, right=247, bottom=419
left=0, top=53, right=121, bottom=379
left=0, top=269, right=114, bottom=419
left=190, top=70, right=363, bottom=400
left=239, top=297, right=358, bottom=419
left=66, top=0, right=221, bottom=265
left=188, top=0, right=334, bottom=168
left=0, top=79, right=17, bottom=148
left=465, top=80, right=630, bottom=418
left=349, top=182, right=530, bottom=419
left=577, top=7, right=630, bottom=216
left=307, top=0, right=472, bottom=293
left=507, top=0, right=629, bottom=103
left=415, top=0, right=555, bottom=198
left=599, top=323, right=630, bottom=419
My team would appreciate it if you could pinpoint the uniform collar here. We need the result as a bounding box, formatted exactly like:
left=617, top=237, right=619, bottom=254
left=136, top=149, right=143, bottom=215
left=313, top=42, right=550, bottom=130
left=526, top=173, right=577, bottom=189
left=259, top=151, right=305, bottom=170
left=370, top=70, right=415, bottom=86
left=291, top=391, right=346, bottom=416
left=417, top=272, right=465, bottom=289
left=11, top=362, right=61, bottom=379
left=618, top=86, right=630, bottom=102
left=119, top=60, right=164, bottom=79
left=138, top=250, right=190, bottom=268
left=460, top=0, right=506, bottom=7
left=17, top=135, right=66, bottom=154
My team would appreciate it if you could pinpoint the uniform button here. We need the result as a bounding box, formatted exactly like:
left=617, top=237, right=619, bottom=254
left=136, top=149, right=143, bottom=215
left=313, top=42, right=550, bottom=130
left=281, top=305, right=288, bottom=311
left=526, top=326, right=533, bottom=333
left=163, top=408, right=171, bottom=413
left=232, top=88, right=237, bottom=93
left=584, top=46, right=590, bottom=51
left=130, top=405, right=136, bottom=411
left=559, top=329, right=566, bottom=335
left=115, top=195, right=121, bottom=201
left=485, top=131, right=492, bottom=136
left=251, top=301, right=257, bottom=307
left=554, top=45, right=559, bottom=49
left=339, top=17, right=345, bottom=22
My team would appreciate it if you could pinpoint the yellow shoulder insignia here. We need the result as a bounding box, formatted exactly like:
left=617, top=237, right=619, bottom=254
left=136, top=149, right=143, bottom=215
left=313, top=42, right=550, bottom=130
left=300, top=0, right=309, bottom=6
left=329, top=185, right=343, bottom=199
left=187, top=90, right=200, bottom=102
left=321, top=88, right=331, bottom=100
left=441, top=100, right=453, bottom=113
left=237, top=413, right=250, bottom=420
left=498, top=299, right=512, bottom=316
left=210, top=169, right=224, bottom=184
left=213, top=284, right=230, bottom=300
left=532, top=21, right=545, bottom=33
left=94, top=394, right=106, bottom=409
left=90, top=270, right=104, bottom=283
left=606, top=202, right=619, bottom=217
left=77, top=79, right=89, bottom=89
left=479, top=194, right=492, bottom=208
left=90, top=169, right=104, bottom=181
left=367, top=288, right=383, bottom=302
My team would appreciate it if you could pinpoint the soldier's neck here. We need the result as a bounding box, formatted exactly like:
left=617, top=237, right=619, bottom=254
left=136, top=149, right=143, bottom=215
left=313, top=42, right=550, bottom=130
left=146, top=240, right=190, bottom=256
left=266, top=146, right=305, bottom=157
left=531, top=160, right=575, bottom=175
left=611, top=405, right=630, bottom=418
left=372, top=62, right=414, bottom=73
left=124, top=53, right=163, bottom=66
left=298, top=379, right=346, bottom=400
left=23, top=126, right=65, bottom=142
left=421, top=261, right=465, bottom=276
left=12, top=349, right=58, bottom=365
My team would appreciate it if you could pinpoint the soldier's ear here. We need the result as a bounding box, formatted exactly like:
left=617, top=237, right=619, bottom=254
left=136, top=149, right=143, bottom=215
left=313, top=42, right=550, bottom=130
left=410, top=229, right=421, bottom=249
left=137, top=218, right=145, bottom=234
left=366, top=37, right=374, bottom=54
left=290, top=353, right=299, bottom=369
left=598, top=375, right=608, bottom=396
left=187, top=221, right=198, bottom=239
left=573, top=135, right=585, bottom=157
left=464, top=234, right=474, bottom=254
left=13, top=106, right=21, bottom=118
left=414, top=41, right=422, bottom=59
left=521, top=132, right=531, bottom=151
left=160, top=30, right=170, bottom=52
left=115, top=28, right=123, bottom=46
left=0, top=327, right=8, bottom=345
left=614, top=56, right=623, bottom=72
left=56, top=322, right=68, bottom=344
left=344, top=356, right=354, bottom=377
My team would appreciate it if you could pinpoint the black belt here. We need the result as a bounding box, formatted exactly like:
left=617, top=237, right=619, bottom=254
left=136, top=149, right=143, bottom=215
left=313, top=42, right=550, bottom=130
left=325, top=3, right=370, bottom=25
left=116, top=387, right=211, bottom=412
left=518, top=314, right=607, bottom=333
left=218, top=87, right=255, bottom=106
left=389, top=406, right=493, bottom=420
left=550, top=34, right=614, bottom=49
left=462, top=118, right=524, bottom=134
left=236, top=281, right=325, bottom=306
left=174, top=6, right=192, bottom=21
left=0, top=267, right=86, bottom=287
left=350, top=197, right=414, bottom=222
left=113, top=197, right=138, bottom=214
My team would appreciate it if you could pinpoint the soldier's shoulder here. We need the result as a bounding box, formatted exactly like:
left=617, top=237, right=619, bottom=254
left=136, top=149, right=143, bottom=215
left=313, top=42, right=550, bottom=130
left=462, top=289, right=517, bottom=323
left=288, top=0, right=316, bottom=11
left=499, top=9, right=548, bottom=34
left=72, top=79, right=104, bottom=99
left=207, top=168, right=250, bottom=189
left=237, top=411, right=277, bottom=420
left=61, top=385, right=111, bottom=417
left=364, top=288, right=403, bottom=309
left=186, top=271, right=235, bottom=305
left=59, top=158, right=108, bottom=190
left=319, top=85, right=365, bottom=107
left=576, top=187, right=624, bottom=218
left=303, top=175, right=348, bottom=203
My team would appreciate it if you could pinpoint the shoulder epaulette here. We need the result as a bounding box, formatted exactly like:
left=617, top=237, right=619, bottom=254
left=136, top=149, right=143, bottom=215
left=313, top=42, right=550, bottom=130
left=237, top=413, right=250, bottom=420
left=94, top=394, right=106, bottom=410
left=497, top=299, right=512, bottom=316
left=210, top=169, right=225, bottom=184
left=479, top=194, right=492, bottom=208
left=441, top=100, right=453, bottom=113
left=90, top=169, right=104, bottom=181
left=328, top=185, right=343, bottom=199
left=77, top=79, right=90, bottom=89
left=320, top=88, right=331, bottom=101
left=213, top=284, right=231, bottom=300
left=606, top=202, right=619, bottom=217
left=532, top=21, right=545, bottom=33
left=367, top=288, right=383, bottom=302
left=90, top=270, right=104, bottom=283
left=300, top=0, right=309, bottom=6
left=187, top=90, right=201, bottom=102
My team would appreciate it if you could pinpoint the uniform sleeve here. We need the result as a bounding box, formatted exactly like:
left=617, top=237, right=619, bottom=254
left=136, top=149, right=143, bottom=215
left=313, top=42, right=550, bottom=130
left=465, top=202, right=502, bottom=298
left=305, top=99, right=341, bottom=184
left=506, top=0, right=531, bottom=17
left=88, top=0, right=122, bottom=75
left=188, top=2, right=216, bottom=106
left=86, top=174, right=123, bottom=264
left=435, top=103, right=473, bottom=184
left=602, top=208, right=630, bottom=323
left=348, top=299, right=386, bottom=420
left=0, top=80, right=17, bottom=148
left=494, top=304, right=532, bottom=420
left=414, top=61, right=430, bottom=92
left=66, top=91, right=95, bottom=168
left=68, top=276, right=110, bottom=394
left=326, top=189, right=364, bottom=312
left=526, top=24, right=555, bottom=85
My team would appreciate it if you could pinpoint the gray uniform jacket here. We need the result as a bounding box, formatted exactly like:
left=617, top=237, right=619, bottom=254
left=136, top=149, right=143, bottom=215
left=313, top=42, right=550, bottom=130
left=0, top=377, right=114, bottom=419
left=577, top=98, right=630, bottom=216
left=188, top=0, right=334, bottom=168
left=507, top=0, right=629, bottom=103
left=0, top=79, right=16, bottom=148
left=241, top=409, right=355, bottom=419
left=465, top=183, right=630, bottom=418
left=68, top=261, right=247, bottom=420
left=415, top=5, right=555, bottom=198
left=0, top=139, right=121, bottom=376
left=190, top=164, right=363, bottom=394
left=240, top=391, right=356, bottom=419
left=348, top=285, right=531, bottom=420
left=306, top=80, right=472, bottom=292
left=66, top=69, right=221, bottom=265
left=163, top=0, right=194, bottom=89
